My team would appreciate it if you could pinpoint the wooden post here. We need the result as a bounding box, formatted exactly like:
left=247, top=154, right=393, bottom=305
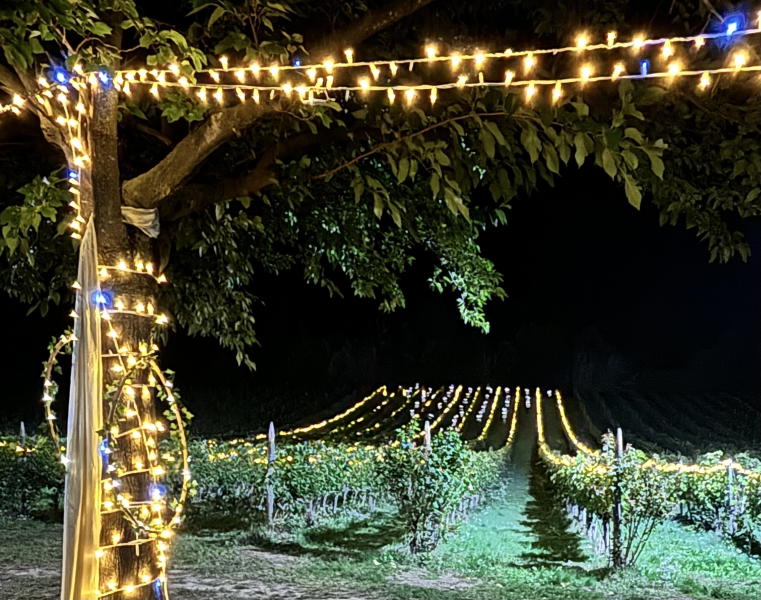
left=727, top=461, right=736, bottom=536
left=266, top=422, right=275, bottom=528
left=612, top=427, right=624, bottom=568
left=424, top=420, right=431, bottom=452
left=19, top=421, right=26, bottom=448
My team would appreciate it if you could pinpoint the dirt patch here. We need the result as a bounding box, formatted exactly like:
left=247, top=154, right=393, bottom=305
left=390, top=568, right=474, bottom=591
left=169, top=570, right=381, bottom=600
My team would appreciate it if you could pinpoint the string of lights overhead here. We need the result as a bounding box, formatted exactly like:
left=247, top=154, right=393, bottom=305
left=106, top=15, right=760, bottom=83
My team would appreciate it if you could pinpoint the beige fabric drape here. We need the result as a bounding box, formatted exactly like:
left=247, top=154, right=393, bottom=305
left=61, top=219, right=102, bottom=600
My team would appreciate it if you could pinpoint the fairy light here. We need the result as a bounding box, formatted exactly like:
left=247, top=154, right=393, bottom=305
left=663, top=40, right=673, bottom=58
left=426, top=45, right=437, bottom=59
left=576, top=35, right=588, bottom=49
left=612, top=62, right=625, bottom=80
left=344, top=49, right=354, bottom=64
left=525, top=83, right=536, bottom=100
left=370, top=63, right=380, bottom=80
left=219, top=56, right=229, bottom=70
left=474, top=52, right=485, bottom=68
left=405, top=88, right=415, bottom=103
left=581, top=65, right=592, bottom=81
left=451, top=54, right=461, bottom=69
left=504, top=70, right=514, bottom=86
left=429, top=87, right=438, bottom=105
left=668, top=61, right=681, bottom=75
left=699, top=72, right=710, bottom=89
left=325, top=59, right=334, bottom=74
left=552, top=81, right=562, bottom=102
left=633, top=36, right=644, bottom=50
left=694, top=36, right=705, bottom=49
left=523, top=53, right=534, bottom=72
left=733, top=51, right=748, bottom=69
left=235, top=69, right=246, bottom=83
left=476, top=387, right=501, bottom=442
left=607, top=32, right=617, bottom=46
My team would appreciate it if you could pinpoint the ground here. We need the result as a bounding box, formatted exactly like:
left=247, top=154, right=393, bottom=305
left=1, top=403, right=759, bottom=600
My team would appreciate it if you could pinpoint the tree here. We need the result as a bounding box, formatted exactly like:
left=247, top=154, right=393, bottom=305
left=0, top=0, right=757, bottom=598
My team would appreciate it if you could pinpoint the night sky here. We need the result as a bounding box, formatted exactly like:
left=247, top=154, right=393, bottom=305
left=2, top=166, right=758, bottom=433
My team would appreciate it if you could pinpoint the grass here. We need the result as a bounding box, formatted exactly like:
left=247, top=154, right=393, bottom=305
left=2, top=465, right=759, bottom=600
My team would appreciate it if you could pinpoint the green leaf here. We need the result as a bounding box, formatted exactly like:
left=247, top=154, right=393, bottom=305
left=637, top=86, right=667, bottom=106
left=520, top=126, right=540, bottom=163
left=624, top=175, right=642, bottom=209
left=484, top=121, right=506, bottom=146
left=481, top=129, right=495, bottom=159
left=398, top=158, right=410, bottom=183
left=622, top=150, right=639, bottom=170
left=574, top=133, right=588, bottom=168
left=434, top=149, right=451, bottom=167
left=89, top=22, right=113, bottom=37
left=373, top=194, right=383, bottom=219
left=642, top=148, right=665, bottom=180
left=430, top=173, right=440, bottom=199
left=208, top=6, right=225, bottom=26
left=624, top=127, right=645, bottom=144
left=602, top=148, right=617, bottom=179
left=543, top=144, right=560, bottom=174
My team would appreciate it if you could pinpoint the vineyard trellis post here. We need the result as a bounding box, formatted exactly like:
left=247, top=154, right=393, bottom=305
left=267, top=422, right=276, bottom=528
left=612, top=427, right=624, bottom=568
left=424, top=420, right=432, bottom=452
left=727, top=461, right=736, bottom=536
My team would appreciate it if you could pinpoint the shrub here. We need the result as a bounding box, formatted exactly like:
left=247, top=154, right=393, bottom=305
left=378, top=421, right=501, bottom=553
left=0, top=435, right=64, bottom=520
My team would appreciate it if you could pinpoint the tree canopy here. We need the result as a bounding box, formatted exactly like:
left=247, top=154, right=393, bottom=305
left=0, top=0, right=758, bottom=369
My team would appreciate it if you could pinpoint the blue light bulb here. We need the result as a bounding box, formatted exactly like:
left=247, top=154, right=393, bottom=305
left=726, top=20, right=738, bottom=35
left=98, top=71, right=110, bottom=84
left=293, top=58, right=302, bottom=67
left=640, top=60, right=650, bottom=76
left=54, top=69, right=68, bottom=84
left=68, top=170, right=78, bottom=179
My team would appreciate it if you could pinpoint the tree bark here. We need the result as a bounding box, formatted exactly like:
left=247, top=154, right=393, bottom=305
left=91, top=85, right=159, bottom=600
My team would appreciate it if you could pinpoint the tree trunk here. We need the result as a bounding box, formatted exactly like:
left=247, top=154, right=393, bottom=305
left=92, top=85, right=160, bottom=600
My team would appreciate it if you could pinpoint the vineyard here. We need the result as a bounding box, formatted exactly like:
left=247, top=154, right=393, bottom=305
left=2, top=384, right=760, bottom=599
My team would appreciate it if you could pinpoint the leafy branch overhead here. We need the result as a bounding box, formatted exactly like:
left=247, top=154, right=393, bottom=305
left=0, top=0, right=758, bottom=367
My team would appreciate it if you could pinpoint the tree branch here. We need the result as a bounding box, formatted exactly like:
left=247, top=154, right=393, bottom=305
left=121, top=102, right=269, bottom=208
left=158, top=128, right=350, bottom=221
left=307, top=0, right=438, bottom=60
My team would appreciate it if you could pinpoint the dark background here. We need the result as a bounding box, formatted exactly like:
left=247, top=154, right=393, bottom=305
left=2, top=166, right=759, bottom=435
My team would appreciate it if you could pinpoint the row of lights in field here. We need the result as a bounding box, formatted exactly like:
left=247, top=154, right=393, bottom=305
left=546, top=390, right=761, bottom=480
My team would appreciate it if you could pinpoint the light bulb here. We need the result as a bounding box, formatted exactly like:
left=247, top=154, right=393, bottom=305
left=430, top=88, right=437, bottom=105
left=235, top=69, right=245, bottom=82
left=474, top=53, right=485, bottom=68
left=525, top=83, right=535, bottom=100
left=581, top=65, right=592, bottom=81
left=370, top=63, right=380, bottom=80
left=390, top=61, right=398, bottom=75
left=607, top=32, right=617, bottom=46
left=668, top=61, right=680, bottom=75
left=633, top=36, right=644, bottom=50
left=387, top=88, right=395, bottom=102
left=524, top=53, right=534, bottom=72
left=405, top=89, right=415, bottom=103
left=552, top=81, right=562, bottom=102
left=344, top=49, right=354, bottom=63
left=359, top=78, right=369, bottom=91
left=219, top=56, right=228, bottom=70
left=576, top=35, right=588, bottom=49
left=733, top=51, right=747, bottom=69
left=662, top=41, right=672, bottom=58
left=451, top=55, right=461, bottom=69
left=307, top=68, right=317, bottom=81
left=694, top=37, right=705, bottom=49
left=699, top=72, right=710, bottom=89
left=612, top=63, right=625, bottom=80
left=456, top=75, right=467, bottom=88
